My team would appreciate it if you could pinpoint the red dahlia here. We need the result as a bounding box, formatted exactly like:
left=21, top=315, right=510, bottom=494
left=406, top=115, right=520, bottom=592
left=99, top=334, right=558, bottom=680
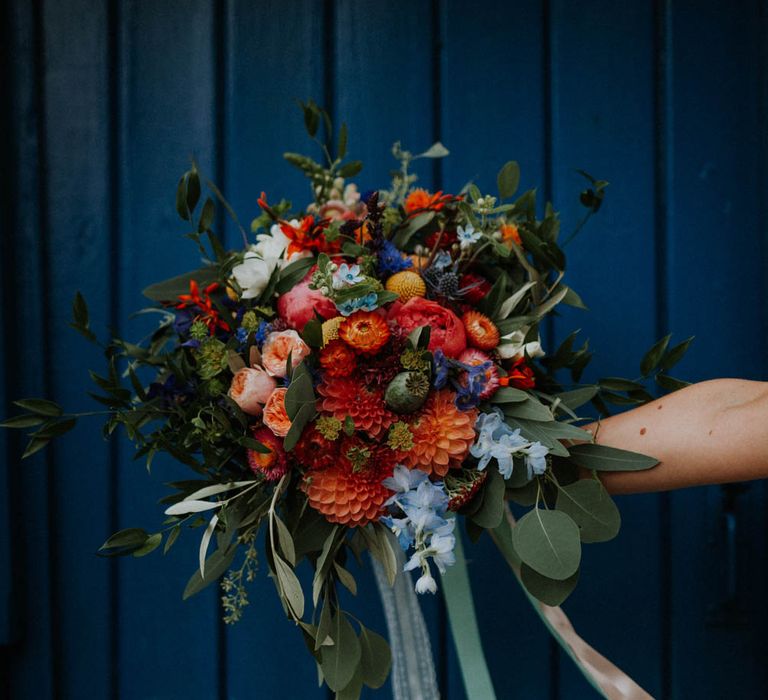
left=317, top=377, right=396, bottom=438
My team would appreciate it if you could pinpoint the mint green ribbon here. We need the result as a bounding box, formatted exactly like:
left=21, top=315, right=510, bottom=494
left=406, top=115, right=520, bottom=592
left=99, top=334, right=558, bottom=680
left=440, top=530, right=498, bottom=700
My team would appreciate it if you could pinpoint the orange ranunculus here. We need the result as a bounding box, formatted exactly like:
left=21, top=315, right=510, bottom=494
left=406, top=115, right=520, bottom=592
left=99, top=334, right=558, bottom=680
left=339, top=311, right=391, bottom=355
left=263, top=387, right=291, bottom=437
left=261, top=330, right=311, bottom=378
left=319, top=339, right=357, bottom=377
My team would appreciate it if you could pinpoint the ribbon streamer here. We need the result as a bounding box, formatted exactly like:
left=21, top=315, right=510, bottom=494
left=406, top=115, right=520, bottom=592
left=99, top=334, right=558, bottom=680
left=490, top=504, right=653, bottom=700
left=440, top=529, right=497, bottom=700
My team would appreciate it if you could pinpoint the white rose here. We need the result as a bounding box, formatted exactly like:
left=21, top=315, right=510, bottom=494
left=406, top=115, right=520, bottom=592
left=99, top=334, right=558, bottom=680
left=231, top=252, right=274, bottom=299
left=497, top=328, right=545, bottom=361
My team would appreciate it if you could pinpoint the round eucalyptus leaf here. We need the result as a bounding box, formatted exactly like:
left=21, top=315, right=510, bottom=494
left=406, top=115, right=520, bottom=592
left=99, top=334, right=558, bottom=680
left=521, top=563, right=580, bottom=606
left=512, top=508, right=581, bottom=580
left=555, top=480, right=621, bottom=543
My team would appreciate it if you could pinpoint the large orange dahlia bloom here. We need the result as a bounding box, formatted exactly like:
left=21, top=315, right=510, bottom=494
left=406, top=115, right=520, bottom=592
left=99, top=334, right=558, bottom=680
left=317, top=377, right=396, bottom=438
left=403, top=390, right=477, bottom=476
left=301, top=443, right=396, bottom=526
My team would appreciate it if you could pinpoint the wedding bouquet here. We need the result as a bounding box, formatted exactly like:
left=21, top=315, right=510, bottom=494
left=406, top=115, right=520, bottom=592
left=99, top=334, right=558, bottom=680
left=2, top=101, right=690, bottom=698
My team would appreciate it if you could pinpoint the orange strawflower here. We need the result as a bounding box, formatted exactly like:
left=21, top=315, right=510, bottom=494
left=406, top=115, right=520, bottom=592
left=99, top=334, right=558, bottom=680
left=339, top=311, right=391, bottom=355
left=462, top=310, right=500, bottom=351
left=319, top=339, right=357, bottom=378
left=403, top=390, right=477, bottom=477
left=263, top=387, right=291, bottom=437
left=317, top=378, right=396, bottom=438
left=301, top=442, right=396, bottom=526
left=247, top=427, right=288, bottom=481
left=500, top=223, right=522, bottom=247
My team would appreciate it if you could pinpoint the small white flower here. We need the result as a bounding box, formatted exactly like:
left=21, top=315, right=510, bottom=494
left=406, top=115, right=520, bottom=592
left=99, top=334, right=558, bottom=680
left=415, top=572, right=437, bottom=594
left=497, top=328, right=545, bottom=361
left=457, top=224, right=482, bottom=250
left=231, top=252, right=273, bottom=299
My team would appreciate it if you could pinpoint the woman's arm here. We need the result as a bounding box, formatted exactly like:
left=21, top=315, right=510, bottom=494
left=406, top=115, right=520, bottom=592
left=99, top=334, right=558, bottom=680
left=581, top=379, right=768, bottom=495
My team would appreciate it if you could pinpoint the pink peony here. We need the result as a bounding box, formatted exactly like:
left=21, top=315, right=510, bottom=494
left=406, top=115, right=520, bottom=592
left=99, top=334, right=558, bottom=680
left=276, top=271, right=337, bottom=331
left=261, top=330, right=311, bottom=378
left=229, top=367, right=277, bottom=415
left=388, top=297, right=467, bottom=358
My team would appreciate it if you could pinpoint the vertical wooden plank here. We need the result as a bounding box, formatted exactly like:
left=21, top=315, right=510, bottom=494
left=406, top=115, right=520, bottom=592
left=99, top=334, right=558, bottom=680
left=222, top=2, right=327, bottom=698
left=440, top=1, right=553, bottom=698
left=334, top=1, right=444, bottom=697
left=37, top=0, right=114, bottom=697
left=3, top=0, right=55, bottom=696
left=116, top=3, right=220, bottom=697
left=546, top=3, right=664, bottom=698
left=667, top=1, right=768, bottom=697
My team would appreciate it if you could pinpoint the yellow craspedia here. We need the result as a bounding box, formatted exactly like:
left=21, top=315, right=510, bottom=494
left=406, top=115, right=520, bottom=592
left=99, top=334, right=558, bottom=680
left=321, top=316, right=345, bottom=346
left=385, top=270, right=426, bottom=302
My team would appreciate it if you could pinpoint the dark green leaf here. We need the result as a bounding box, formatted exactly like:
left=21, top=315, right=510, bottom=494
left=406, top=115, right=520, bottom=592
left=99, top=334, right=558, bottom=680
left=512, top=508, right=581, bottom=580
left=186, top=169, right=201, bottom=214
left=284, top=402, right=316, bottom=452
left=640, top=334, right=672, bottom=376
left=566, top=443, right=658, bottom=472
left=359, top=626, right=391, bottom=689
left=164, top=525, right=181, bottom=554
left=392, top=211, right=435, bottom=249
left=315, top=599, right=333, bottom=651
left=183, top=544, right=237, bottom=599
left=320, top=611, right=362, bottom=692
left=176, top=174, right=189, bottom=221
left=133, top=532, right=162, bottom=557
left=13, top=398, right=62, bottom=417
left=276, top=256, right=316, bottom=295
left=520, top=563, right=579, bottom=606
left=0, top=414, right=46, bottom=429
left=301, top=318, right=324, bottom=348
left=100, top=528, right=149, bottom=551
left=555, top=386, right=598, bottom=411
left=22, top=438, right=49, bottom=458
left=502, top=398, right=554, bottom=422
left=490, top=386, right=529, bottom=404
left=333, top=562, right=357, bottom=596
left=497, top=161, right=521, bottom=200
left=470, top=467, right=505, bottom=529
left=555, top=480, right=620, bottom=543
left=337, top=160, right=363, bottom=178
left=598, top=377, right=646, bottom=392
left=659, top=337, right=694, bottom=372
left=655, top=374, right=690, bottom=392
left=142, top=266, right=219, bottom=302
left=337, top=122, right=348, bottom=160
left=198, top=197, right=215, bottom=232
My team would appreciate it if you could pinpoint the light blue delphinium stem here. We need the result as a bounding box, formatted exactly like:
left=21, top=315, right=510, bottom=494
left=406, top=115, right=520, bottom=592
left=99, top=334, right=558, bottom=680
left=372, top=547, right=440, bottom=700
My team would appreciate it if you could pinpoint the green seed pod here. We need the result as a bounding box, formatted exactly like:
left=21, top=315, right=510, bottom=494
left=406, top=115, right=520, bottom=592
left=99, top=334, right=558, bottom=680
left=385, top=371, right=429, bottom=414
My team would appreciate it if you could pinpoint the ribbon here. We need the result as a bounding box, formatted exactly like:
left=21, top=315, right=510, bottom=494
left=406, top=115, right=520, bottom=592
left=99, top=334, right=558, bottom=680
left=440, top=529, right=497, bottom=700
left=490, top=504, right=653, bottom=700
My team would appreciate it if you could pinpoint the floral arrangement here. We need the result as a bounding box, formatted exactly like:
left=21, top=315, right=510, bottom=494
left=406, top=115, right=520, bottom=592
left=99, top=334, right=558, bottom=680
left=2, top=101, right=691, bottom=697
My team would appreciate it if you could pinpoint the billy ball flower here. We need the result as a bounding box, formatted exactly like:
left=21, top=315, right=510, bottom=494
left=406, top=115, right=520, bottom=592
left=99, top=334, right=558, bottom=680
left=385, top=270, right=427, bottom=302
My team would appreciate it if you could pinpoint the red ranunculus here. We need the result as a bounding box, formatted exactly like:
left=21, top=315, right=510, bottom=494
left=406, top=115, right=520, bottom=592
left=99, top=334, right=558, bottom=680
left=388, top=297, right=467, bottom=358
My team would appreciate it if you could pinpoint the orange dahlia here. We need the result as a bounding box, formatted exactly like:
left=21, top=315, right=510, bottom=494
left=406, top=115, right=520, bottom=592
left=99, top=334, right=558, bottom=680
left=292, top=423, right=339, bottom=471
left=403, top=389, right=477, bottom=477
left=462, top=310, right=500, bottom=351
left=339, top=311, right=390, bottom=355
left=319, top=339, right=357, bottom=378
left=317, top=377, right=396, bottom=438
left=301, top=442, right=396, bottom=526
left=247, top=427, right=288, bottom=482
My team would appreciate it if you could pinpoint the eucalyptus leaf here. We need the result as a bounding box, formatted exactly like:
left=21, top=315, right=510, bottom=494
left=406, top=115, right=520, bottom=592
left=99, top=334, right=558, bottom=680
left=520, top=563, right=579, bottom=606
left=503, top=397, right=554, bottom=422
left=315, top=600, right=333, bottom=651
left=392, top=211, right=435, bottom=249
left=470, top=468, right=505, bottom=529
left=0, top=414, right=47, bottom=429
left=199, top=513, right=219, bottom=576
left=133, top=532, right=162, bottom=558
left=659, top=336, right=694, bottom=371
left=13, top=398, right=62, bottom=417
left=183, top=544, right=237, bottom=599
left=512, top=508, right=581, bottom=580
left=359, top=626, right=392, bottom=689
left=274, top=514, right=297, bottom=566
left=490, top=387, right=528, bottom=404
left=276, top=256, right=316, bottom=295
left=640, top=334, right=672, bottom=376
left=566, top=443, right=658, bottom=472
left=274, top=554, right=305, bottom=619
left=497, top=161, right=521, bottom=200
left=656, top=374, right=690, bottom=392
left=164, top=499, right=223, bottom=516
left=555, top=480, right=620, bottom=543
left=320, top=611, right=361, bottom=692
left=555, top=386, right=598, bottom=411
left=417, top=142, right=450, bottom=159
left=333, top=562, right=357, bottom=596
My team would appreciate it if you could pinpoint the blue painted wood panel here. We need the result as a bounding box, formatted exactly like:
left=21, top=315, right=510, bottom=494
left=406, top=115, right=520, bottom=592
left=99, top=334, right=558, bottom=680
left=1, top=1, right=766, bottom=698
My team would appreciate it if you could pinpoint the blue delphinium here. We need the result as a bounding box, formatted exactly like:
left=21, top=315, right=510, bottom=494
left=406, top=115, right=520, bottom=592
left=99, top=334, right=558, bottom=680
left=377, top=239, right=413, bottom=276
left=382, top=465, right=456, bottom=594
left=470, top=410, right=549, bottom=479
left=254, top=320, right=272, bottom=347
left=432, top=350, right=491, bottom=410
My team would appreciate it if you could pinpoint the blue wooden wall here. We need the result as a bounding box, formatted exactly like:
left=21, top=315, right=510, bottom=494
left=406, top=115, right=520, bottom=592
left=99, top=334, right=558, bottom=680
left=1, top=1, right=766, bottom=698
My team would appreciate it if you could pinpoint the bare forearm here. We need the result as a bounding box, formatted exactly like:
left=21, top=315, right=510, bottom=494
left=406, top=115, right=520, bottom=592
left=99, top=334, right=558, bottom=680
left=581, top=379, right=768, bottom=494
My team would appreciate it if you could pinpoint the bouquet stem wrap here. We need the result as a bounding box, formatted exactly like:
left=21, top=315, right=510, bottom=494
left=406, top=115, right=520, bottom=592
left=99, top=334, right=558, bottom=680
left=372, top=548, right=440, bottom=700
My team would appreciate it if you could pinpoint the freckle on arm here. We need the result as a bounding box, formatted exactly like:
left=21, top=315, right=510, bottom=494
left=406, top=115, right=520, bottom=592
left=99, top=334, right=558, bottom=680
left=657, top=404, right=663, bottom=410
left=640, top=427, right=646, bottom=435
